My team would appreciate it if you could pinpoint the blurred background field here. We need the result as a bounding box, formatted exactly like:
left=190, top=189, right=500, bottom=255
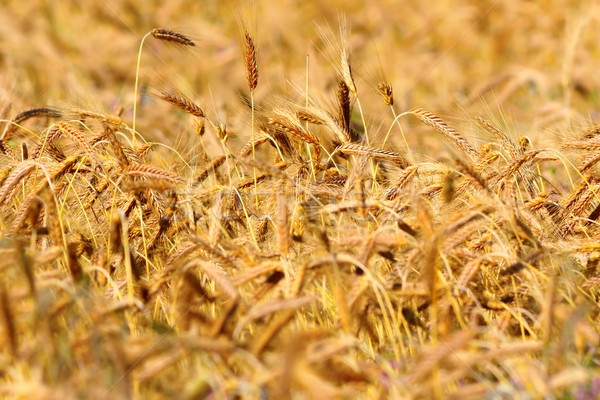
left=3, top=0, right=600, bottom=151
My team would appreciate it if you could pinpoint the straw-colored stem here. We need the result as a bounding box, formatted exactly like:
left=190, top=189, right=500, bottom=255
left=305, top=54, right=316, bottom=180
left=384, top=106, right=413, bottom=163
left=132, top=32, right=151, bottom=143
left=251, top=91, right=259, bottom=209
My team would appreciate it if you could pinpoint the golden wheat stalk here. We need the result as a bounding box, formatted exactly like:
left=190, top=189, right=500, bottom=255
left=194, top=261, right=239, bottom=301
left=269, top=109, right=320, bottom=146
left=476, top=116, right=519, bottom=158
left=411, top=108, right=477, bottom=158
left=327, top=118, right=353, bottom=144
left=579, top=152, right=600, bottom=173
left=183, top=270, right=212, bottom=300
left=122, top=179, right=176, bottom=193
left=336, top=142, right=410, bottom=168
left=557, top=175, right=597, bottom=235
left=407, top=329, right=476, bottom=384
left=583, top=275, right=600, bottom=289
left=233, top=295, right=314, bottom=338
left=238, top=135, right=269, bottom=157
left=251, top=309, right=296, bottom=356
left=276, top=180, right=290, bottom=255
left=340, top=48, right=356, bottom=94
left=57, top=122, right=96, bottom=157
left=165, top=241, right=198, bottom=267
left=126, top=163, right=185, bottom=184
left=105, top=125, right=130, bottom=167
left=0, top=160, right=37, bottom=205
left=0, top=139, right=19, bottom=160
left=378, top=82, right=394, bottom=106
left=159, top=91, right=205, bottom=118
left=492, top=149, right=542, bottom=185
left=195, top=155, right=226, bottom=184
left=134, top=142, right=155, bottom=160
left=76, top=109, right=124, bottom=126
left=476, top=150, right=500, bottom=171
left=308, top=180, right=345, bottom=199
left=454, top=158, right=489, bottom=191
left=233, top=262, right=282, bottom=286
left=3, top=107, right=62, bottom=139
left=562, top=140, right=600, bottom=149
left=42, top=184, right=64, bottom=245
left=296, top=110, right=325, bottom=125
left=0, top=287, right=17, bottom=357
left=189, top=236, right=239, bottom=270
left=31, top=124, right=63, bottom=158
left=455, top=258, right=484, bottom=290
left=243, top=32, right=258, bottom=91
left=318, top=199, right=382, bottom=215
left=345, top=275, right=369, bottom=312
left=384, top=166, right=418, bottom=201
left=238, top=157, right=289, bottom=179
left=10, top=188, right=47, bottom=233
left=237, top=173, right=269, bottom=190
left=338, top=80, right=351, bottom=132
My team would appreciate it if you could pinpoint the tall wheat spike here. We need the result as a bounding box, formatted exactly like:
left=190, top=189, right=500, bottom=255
left=244, top=32, right=259, bottom=92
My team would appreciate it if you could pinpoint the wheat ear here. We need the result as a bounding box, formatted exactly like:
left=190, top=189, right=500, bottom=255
left=378, top=82, right=394, bottom=106
left=0, top=160, right=36, bottom=205
left=243, top=32, right=259, bottom=92
left=411, top=108, right=477, bottom=159
left=269, top=109, right=320, bottom=146
left=126, top=163, right=185, bottom=184
left=151, top=28, right=195, bottom=46
left=159, top=91, right=205, bottom=118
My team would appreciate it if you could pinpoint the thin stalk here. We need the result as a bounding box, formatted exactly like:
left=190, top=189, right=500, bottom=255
left=383, top=106, right=413, bottom=163
left=305, top=54, right=316, bottom=180
left=251, top=91, right=259, bottom=208
left=132, top=32, right=152, bottom=144
left=355, top=97, right=368, bottom=145
left=355, top=96, right=381, bottom=192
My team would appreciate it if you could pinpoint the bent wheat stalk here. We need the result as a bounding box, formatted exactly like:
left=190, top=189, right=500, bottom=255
left=133, top=28, right=195, bottom=136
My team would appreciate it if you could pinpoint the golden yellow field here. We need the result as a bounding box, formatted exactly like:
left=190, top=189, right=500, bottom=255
left=1, top=1, right=599, bottom=399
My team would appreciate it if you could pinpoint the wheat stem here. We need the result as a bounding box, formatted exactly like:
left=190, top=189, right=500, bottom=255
left=305, top=54, right=316, bottom=180
left=132, top=32, right=152, bottom=143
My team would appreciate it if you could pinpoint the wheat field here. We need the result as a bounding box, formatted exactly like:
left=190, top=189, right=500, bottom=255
left=0, top=1, right=599, bottom=399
